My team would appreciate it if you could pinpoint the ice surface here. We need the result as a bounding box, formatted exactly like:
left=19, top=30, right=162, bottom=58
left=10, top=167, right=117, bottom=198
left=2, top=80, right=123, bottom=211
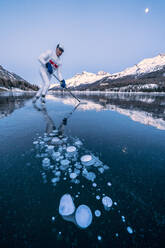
left=58, top=147, right=63, bottom=153
left=75, top=205, right=93, bottom=228
left=43, top=137, right=50, bottom=142
left=74, top=162, right=82, bottom=169
left=49, top=132, right=55, bottom=137
left=82, top=170, right=96, bottom=182
left=127, top=226, right=133, bottom=234
left=66, top=146, right=77, bottom=153
left=52, top=152, right=60, bottom=160
left=51, top=216, right=56, bottom=222
left=98, top=167, right=104, bottom=174
left=55, top=171, right=61, bottom=177
left=62, top=137, right=68, bottom=142
left=40, top=153, right=48, bottom=158
left=103, top=165, right=109, bottom=170
left=60, top=159, right=70, bottom=170
left=51, top=177, right=60, bottom=184
left=95, top=210, right=101, bottom=217
left=33, top=141, right=38, bottom=145
left=81, top=155, right=95, bottom=166
left=47, top=145, right=54, bottom=154
left=97, top=235, right=102, bottom=241
left=59, top=194, right=75, bottom=216
left=102, top=196, right=113, bottom=210
left=71, top=179, right=80, bottom=184
left=41, top=173, right=46, bottom=179
left=74, top=169, right=81, bottom=175
left=69, top=173, right=77, bottom=179
left=93, top=158, right=103, bottom=167
left=42, top=158, right=50, bottom=169
left=121, top=216, right=126, bottom=222
left=51, top=137, right=61, bottom=145
left=74, top=140, right=83, bottom=146
left=53, top=130, right=58, bottom=134
left=92, top=183, right=97, bottom=187
left=47, top=145, right=54, bottom=150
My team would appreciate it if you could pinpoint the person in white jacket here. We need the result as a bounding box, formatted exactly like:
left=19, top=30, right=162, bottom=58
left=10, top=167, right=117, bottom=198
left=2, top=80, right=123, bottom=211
left=33, top=43, right=66, bottom=104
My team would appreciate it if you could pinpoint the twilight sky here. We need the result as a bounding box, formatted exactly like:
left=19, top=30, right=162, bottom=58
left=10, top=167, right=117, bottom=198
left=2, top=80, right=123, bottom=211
left=0, top=0, right=165, bottom=85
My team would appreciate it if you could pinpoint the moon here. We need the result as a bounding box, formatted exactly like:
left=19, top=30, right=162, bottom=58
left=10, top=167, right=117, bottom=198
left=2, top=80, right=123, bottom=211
left=145, top=8, right=149, bottom=13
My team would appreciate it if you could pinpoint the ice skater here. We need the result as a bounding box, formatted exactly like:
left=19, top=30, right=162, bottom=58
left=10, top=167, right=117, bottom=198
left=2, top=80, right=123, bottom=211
left=33, top=43, right=66, bottom=104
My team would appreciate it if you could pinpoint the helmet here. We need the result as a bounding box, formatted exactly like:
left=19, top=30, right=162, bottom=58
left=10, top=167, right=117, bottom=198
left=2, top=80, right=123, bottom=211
left=57, top=43, right=64, bottom=53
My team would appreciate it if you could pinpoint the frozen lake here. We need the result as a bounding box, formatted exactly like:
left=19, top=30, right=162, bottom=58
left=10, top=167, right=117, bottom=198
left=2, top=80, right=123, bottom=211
left=0, top=92, right=165, bottom=248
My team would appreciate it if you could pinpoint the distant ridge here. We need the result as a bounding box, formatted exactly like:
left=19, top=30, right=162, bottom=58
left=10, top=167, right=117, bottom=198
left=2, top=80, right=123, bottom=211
left=0, top=65, right=38, bottom=91
left=51, top=53, right=165, bottom=92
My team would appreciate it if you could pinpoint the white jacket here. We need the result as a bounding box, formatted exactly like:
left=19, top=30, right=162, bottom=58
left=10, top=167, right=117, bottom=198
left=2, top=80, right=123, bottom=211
left=38, top=49, right=63, bottom=81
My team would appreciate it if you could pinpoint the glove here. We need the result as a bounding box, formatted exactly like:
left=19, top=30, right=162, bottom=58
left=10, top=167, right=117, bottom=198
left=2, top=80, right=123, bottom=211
left=61, top=79, right=66, bottom=88
left=45, top=62, right=53, bottom=74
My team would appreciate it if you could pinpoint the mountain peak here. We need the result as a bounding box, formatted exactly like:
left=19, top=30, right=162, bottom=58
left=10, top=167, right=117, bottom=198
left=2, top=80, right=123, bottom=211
left=51, top=53, right=165, bottom=90
left=0, top=65, right=38, bottom=91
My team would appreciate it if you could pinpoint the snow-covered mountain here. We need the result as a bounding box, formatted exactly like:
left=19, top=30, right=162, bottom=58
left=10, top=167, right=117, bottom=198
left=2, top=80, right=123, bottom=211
left=52, top=54, right=165, bottom=90
left=50, top=53, right=165, bottom=91
left=110, top=53, right=165, bottom=80
left=67, top=70, right=111, bottom=88
left=0, top=65, right=26, bottom=82
left=64, top=53, right=165, bottom=92
left=51, top=71, right=111, bottom=89
left=0, top=65, right=38, bottom=91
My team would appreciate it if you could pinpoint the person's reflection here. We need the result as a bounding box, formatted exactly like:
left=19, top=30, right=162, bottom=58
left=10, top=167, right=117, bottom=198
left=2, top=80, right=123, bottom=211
left=32, top=102, right=80, bottom=137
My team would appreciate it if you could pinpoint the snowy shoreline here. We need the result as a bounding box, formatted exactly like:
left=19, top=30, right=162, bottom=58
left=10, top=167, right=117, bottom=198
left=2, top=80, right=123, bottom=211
left=1, top=87, right=165, bottom=96
left=50, top=90, right=165, bottom=96
left=0, top=87, right=36, bottom=93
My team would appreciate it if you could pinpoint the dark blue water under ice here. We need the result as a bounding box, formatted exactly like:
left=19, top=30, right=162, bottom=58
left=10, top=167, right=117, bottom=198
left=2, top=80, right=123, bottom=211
left=0, top=92, right=165, bottom=248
